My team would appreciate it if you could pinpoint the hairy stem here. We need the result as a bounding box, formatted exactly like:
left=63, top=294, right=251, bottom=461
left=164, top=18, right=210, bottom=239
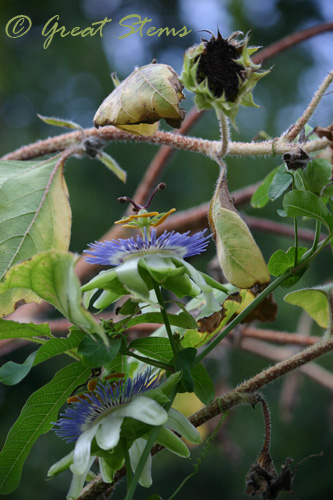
left=284, top=71, right=333, bottom=142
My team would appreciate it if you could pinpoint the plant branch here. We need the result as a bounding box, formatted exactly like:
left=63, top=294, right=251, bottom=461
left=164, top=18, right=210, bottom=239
left=284, top=71, right=333, bottom=142
left=2, top=127, right=329, bottom=162
left=253, top=23, right=333, bottom=63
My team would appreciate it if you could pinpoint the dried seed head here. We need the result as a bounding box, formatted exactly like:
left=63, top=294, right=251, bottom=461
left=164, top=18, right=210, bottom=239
left=180, top=31, right=270, bottom=125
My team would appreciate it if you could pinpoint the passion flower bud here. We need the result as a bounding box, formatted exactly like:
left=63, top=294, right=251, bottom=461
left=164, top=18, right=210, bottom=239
left=94, top=63, right=185, bottom=136
left=209, top=168, right=270, bottom=289
left=180, top=31, right=269, bottom=125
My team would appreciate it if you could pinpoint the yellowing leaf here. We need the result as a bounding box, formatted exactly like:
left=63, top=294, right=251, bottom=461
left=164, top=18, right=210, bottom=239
left=0, top=156, right=71, bottom=316
left=0, top=156, right=71, bottom=280
left=209, top=172, right=270, bottom=289
left=0, top=251, right=107, bottom=344
left=284, top=285, right=333, bottom=329
left=94, top=63, right=185, bottom=135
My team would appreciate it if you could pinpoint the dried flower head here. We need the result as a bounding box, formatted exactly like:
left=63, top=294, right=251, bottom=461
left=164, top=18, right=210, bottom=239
left=180, top=31, right=269, bottom=125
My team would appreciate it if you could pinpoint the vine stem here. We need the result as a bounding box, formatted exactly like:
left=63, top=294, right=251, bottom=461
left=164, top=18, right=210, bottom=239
left=122, top=349, right=174, bottom=372
left=1, top=127, right=329, bottom=162
left=124, top=385, right=179, bottom=500
left=190, top=336, right=333, bottom=429
left=284, top=71, right=333, bottom=142
left=153, top=281, right=179, bottom=356
left=217, top=110, right=229, bottom=157
left=310, top=220, right=321, bottom=253
left=194, top=271, right=292, bottom=366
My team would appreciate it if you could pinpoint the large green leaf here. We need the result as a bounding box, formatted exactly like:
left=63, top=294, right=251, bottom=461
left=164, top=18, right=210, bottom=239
left=284, top=284, right=333, bottom=329
left=0, top=319, right=51, bottom=340
left=0, top=250, right=107, bottom=343
left=0, top=156, right=71, bottom=280
left=302, top=159, right=332, bottom=195
left=0, top=156, right=71, bottom=314
left=0, top=330, right=86, bottom=386
left=0, top=362, right=90, bottom=494
left=283, top=190, right=333, bottom=230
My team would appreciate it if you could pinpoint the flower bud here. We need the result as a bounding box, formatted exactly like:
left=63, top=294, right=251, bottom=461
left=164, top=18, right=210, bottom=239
left=209, top=170, right=270, bottom=289
left=94, top=63, right=185, bottom=136
left=180, top=31, right=269, bottom=125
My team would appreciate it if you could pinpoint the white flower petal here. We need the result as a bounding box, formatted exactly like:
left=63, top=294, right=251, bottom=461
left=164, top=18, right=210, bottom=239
left=112, top=396, right=168, bottom=425
left=67, top=455, right=95, bottom=500
left=116, top=258, right=150, bottom=298
left=166, top=408, right=201, bottom=444
left=70, top=425, right=98, bottom=475
left=129, top=438, right=152, bottom=488
left=99, top=457, right=114, bottom=483
left=96, top=415, right=124, bottom=450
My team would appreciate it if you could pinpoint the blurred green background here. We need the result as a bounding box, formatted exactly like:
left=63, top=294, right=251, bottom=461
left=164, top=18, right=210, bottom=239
left=0, top=0, right=332, bottom=498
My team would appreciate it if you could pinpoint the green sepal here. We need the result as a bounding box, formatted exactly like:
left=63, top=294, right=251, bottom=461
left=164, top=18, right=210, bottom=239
left=154, top=426, right=190, bottom=458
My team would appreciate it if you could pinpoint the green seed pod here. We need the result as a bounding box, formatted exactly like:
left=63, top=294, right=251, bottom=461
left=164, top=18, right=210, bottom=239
left=180, top=31, right=269, bottom=125
left=209, top=169, right=270, bottom=289
left=94, top=63, right=185, bottom=136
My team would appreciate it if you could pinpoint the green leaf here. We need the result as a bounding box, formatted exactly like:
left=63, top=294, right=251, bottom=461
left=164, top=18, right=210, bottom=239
left=0, top=156, right=71, bottom=281
left=0, top=250, right=107, bottom=343
left=0, top=362, right=90, bottom=494
left=0, top=330, right=85, bottom=386
left=268, top=165, right=292, bottom=201
left=283, top=190, right=333, bottom=230
left=191, top=363, right=215, bottom=405
left=0, top=319, right=51, bottom=340
left=129, top=338, right=173, bottom=364
left=96, top=151, right=127, bottom=183
left=37, top=114, right=82, bottom=130
left=33, top=329, right=85, bottom=365
left=125, top=311, right=197, bottom=330
left=78, top=336, right=121, bottom=367
left=302, top=159, right=332, bottom=195
left=175, top=348, right=197, bottom=393
left=0, top=351, right=37, bottom=386
left=268, top=247, right=308, bottom=277
left=104, top=354, right=131, bottom=378
left=284, top=284, right=333, bottom=329
left=251, top=166, right=280, bottom=208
